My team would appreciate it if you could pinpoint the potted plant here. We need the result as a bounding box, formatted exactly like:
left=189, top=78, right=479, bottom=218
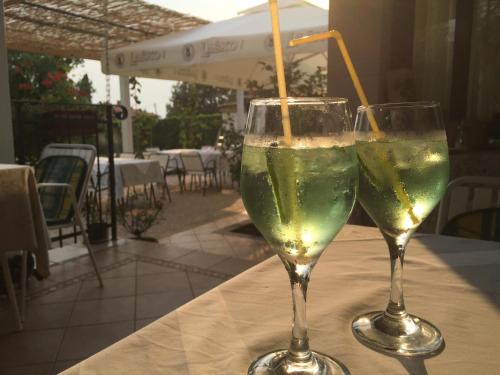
left=85, top=192, right=110, bottom=244
left=221, top=124, right=244, bottom=190
left=117, top=192, right=163, bottom=242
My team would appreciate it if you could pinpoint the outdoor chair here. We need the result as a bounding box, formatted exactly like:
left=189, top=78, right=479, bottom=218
left=35, top=144, right=104, bottom=286
left=118, top=152, right=136, bottom=159
left=143, top=148, right=160, bottom=160
left=180, top=151, right=217, bottom=196
left=149, top=153, right=183, bottom=202
left=436, top=176, right=500, bottom=240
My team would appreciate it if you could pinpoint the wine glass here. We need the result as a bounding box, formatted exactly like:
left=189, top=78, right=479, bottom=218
left=352, top=101, right=449, bottom=356
left=242, top=98, right=357, bottom=375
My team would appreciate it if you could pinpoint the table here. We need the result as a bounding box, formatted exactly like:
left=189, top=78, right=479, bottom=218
left=61, top=230, right=500, bottom=374
left=159, top=149, right=224, bottom=170
left=0, top=164, right=50, bottom=277
left=93, top=157, right=164, bottom=200
left=0, top=164, right=50, bottom=330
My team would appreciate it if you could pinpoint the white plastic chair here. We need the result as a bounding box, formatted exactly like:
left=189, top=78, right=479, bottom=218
left=149, top=153, right=184, bottom=202
left=436, top=176, right=500, bottom=234
left=180, top=152, right=217, bottom=195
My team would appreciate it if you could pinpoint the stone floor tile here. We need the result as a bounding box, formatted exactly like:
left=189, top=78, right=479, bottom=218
left=1, top=363, right=52, bottom=375
left=0, top=302, right=73, bottom=334
left=193, top=222, right=218, bottom=234
left=101, top=262, right=136, bottom=279
left=200, top=246, right=238, bottom=258
left=209, top=257, right=257, bottom=276
left=174, top=250, right=229, bottom=269
left=137, top=271, right=191, bottom=295
left=187, top=272, right=225, bottom=297
left=171, top=240, right=202, bottom=251
left=57, top=321, right=134, bottom=361
left=134, top=318, right=156, bottom=331
left=109, top=239, right=160, bottom=256
left=30, top=284, right=81, bottom=305
left=232, top=244, right=273, bottom=262
left=132, top=244, right=195, bottom=261
left=136, top=261, right=179, bottom=276
left=195, top=233, right=225, bottom=242
left=136, top=290, right=193, bottom=319
left=0, top=329, right=64, bottom=367
left=51, top=360, right=80, bottom=375
left=48, top=261, right=96, bottom=283
left=69, top=297, right=135, bottom=326
left=78, top=277, right=135, bottom=300
left=74, top=250, right=131, bottom=268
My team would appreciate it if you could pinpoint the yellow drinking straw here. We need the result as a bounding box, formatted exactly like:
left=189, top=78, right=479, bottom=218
left=268, top=0, right=293, bottom=145
left=290, top=30, right=381, bottom=135
left=290, top=30, right=419, bottom=225
left=267, top=0, right=304, bottom=248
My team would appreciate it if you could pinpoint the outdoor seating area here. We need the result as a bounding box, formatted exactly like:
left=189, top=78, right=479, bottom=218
left=0, top=0, right=499, bottom=375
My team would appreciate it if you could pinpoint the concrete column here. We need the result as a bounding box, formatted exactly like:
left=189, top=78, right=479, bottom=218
left=236, top=89, right=246, bottom=131
left=119, top=75, right=134, bottom=153
left=0, top=2, right=15, bottom=163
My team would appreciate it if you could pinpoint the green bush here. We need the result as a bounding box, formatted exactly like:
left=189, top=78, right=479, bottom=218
left=151, top=117, right=181, bottom=150
left=151, top=113, right=222, bottom=150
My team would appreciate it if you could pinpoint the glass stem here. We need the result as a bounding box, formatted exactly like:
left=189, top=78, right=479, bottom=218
left=383, top=233, right=410, bottom=319
left=287, top=263, right=313, bottom=362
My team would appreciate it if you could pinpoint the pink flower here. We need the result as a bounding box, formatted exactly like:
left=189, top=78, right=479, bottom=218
left=18, top=83, right=32, bottom=90
left=41, top=79, right=53, bottom=88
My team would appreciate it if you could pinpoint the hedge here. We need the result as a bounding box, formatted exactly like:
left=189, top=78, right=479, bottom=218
left=151, top=113, right=222, bottom=150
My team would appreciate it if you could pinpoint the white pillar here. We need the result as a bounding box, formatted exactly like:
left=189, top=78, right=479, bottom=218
left=236, top=89, right=246, bottom=131
left=119, top=76, right=134, bottom=153
left=0, top=2, right=15, bottom=163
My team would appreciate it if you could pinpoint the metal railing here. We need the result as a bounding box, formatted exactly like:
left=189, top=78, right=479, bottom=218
left=11, top=100, right=127, bottom=243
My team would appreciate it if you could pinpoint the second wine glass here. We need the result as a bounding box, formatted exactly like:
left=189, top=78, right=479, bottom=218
left=352, top=101, right=449, bottom=356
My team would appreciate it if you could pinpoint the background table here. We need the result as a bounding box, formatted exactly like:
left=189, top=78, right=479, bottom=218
left=159, top=149, right=224, bottom=170
left=93, top=157, right=164, bottom=200
left=0, top=164, right=50, bottom=277
left=61, top=232, right=500, bottom=374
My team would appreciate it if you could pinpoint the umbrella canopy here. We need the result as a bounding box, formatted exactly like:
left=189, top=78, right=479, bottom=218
left=102, top=0, right=328, bottom=90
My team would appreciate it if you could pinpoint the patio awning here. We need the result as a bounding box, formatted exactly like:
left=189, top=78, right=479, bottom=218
left=3, top=0, right=208, bottom=60
left=101, top=0, right=328, bottom=90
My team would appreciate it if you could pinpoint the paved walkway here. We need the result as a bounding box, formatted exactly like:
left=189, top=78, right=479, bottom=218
left=0, top=200, right=273, bottom=375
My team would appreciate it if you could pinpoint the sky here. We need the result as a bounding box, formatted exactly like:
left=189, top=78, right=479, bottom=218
left=70, top=0, right=329, bottom=118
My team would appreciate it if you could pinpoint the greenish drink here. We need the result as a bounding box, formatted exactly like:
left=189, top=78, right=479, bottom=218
left=357, top=137, right=449, bottom=237
left=241, top=140, right=358, bottom=264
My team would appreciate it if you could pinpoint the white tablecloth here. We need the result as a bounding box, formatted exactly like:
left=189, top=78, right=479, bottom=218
left=159, top=149, right=224, bottom=170
left=92, top=157, right=164, bottom=200
left=61, top=230, right=500, bottom=374
left=0, top=164, right=50, bottom=277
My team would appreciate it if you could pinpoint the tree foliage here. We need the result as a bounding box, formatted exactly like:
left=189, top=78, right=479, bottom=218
left=8, top=51, right=94, bottom=103
left=246, top=61, right=327, bottom=99
left=131, top=110, right=159, bottom=156
left=166, top=82, right=234, bottom=117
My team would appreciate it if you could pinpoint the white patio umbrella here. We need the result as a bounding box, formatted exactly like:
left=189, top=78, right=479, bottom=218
left=102, top=0, right=328, bottom=90
left=102, top=0, right=328, bottom=138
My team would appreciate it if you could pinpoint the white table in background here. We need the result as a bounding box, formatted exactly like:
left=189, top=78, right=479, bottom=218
left=92, top=157, right=164, bottom=200
left=158, top=149, right=223, bottom=170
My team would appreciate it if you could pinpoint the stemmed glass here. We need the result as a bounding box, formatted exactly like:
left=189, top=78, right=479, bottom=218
left=352, top=101, right=449, bottom=356
left=242, top=98, right=358, bottom=375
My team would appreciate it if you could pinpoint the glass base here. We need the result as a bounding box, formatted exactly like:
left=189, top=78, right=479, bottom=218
left=247, top=350, right=350, bottom=375
left=352, top=311, right=444, bottom=357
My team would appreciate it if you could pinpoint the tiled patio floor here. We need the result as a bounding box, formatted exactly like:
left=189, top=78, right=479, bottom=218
left=0, top=210, right=273, bottom=375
